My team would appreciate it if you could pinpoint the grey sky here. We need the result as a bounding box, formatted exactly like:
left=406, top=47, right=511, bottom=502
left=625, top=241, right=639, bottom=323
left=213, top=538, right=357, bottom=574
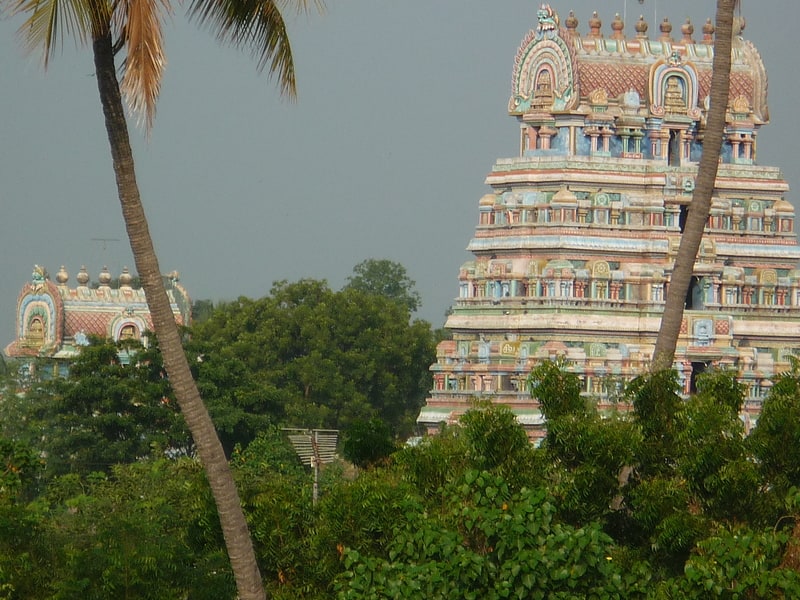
left=2, top=1, right=798, bottom=347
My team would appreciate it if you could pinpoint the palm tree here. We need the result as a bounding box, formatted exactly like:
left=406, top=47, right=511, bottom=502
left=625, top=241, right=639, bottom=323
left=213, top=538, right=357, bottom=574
left=652, top=0, right=737, bottom=372
left=5, top=0, right=319, bottom=598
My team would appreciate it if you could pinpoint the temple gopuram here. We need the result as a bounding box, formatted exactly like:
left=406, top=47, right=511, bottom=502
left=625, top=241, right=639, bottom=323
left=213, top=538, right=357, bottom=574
left=5, top=265, right=191, bottom=378
left=418, top=5, right=800, bottom=438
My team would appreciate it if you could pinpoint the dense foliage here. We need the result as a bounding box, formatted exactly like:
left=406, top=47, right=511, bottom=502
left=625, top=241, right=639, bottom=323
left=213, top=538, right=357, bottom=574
left=4, top=364, right=800, bottom=597
left=1, top=338, right=190, bottom=480
left=4, top=279, right=800, bottom=596
left=186, top=277, right=437, bottom=451
left=343, top=259, right=422, bottom=313
left=336, top=367, right=800, bottom=599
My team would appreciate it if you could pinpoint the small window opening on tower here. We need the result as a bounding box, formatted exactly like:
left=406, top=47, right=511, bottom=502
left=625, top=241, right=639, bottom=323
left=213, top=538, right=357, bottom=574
left=685, top=276, right=702, bottom=309
left=679, top=204, right=689, bottom=232
left=669, top=130, right=681, bottom=166
left=690, top=361, right=707, bottom=394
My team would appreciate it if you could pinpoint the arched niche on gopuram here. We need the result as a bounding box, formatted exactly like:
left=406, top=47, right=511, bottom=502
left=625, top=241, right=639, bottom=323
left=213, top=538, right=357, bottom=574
left=648, top=52, right=701, bottom=120
left=110, top=315, right=148, bottom=343
left=15, top=267, right=64, bottom=353
left=509, top=6, right=576, bottom=115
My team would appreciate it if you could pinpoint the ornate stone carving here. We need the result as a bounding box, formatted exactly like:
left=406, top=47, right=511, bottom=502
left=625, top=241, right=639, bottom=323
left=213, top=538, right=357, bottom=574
left=536, top=4, right=559, bottom=39
left=588, top=87, right=608, bottom=107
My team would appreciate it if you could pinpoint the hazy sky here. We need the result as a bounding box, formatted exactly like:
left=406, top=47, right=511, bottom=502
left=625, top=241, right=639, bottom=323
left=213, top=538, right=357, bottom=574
left=2, top=0, right=799, bottom=347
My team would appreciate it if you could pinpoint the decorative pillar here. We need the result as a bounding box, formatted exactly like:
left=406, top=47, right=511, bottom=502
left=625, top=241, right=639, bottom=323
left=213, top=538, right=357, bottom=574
left=539, top=125, right=557, bottom=150
left=585, top=126, right=600, bottom=154
left=730, top=133, right=741, bottom=161
left=526, top=126, right=538, bottom=152
left=681, top=130, right=692, bottom=161
left=742, top=134, right=753, bottom=161
left=660, top=130, right=670, bottom=160
left=601, top=128, right=612, bottom=153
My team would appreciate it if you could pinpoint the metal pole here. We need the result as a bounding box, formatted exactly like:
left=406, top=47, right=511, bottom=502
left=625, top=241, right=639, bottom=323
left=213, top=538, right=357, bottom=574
left=311, top=455, right=319, bottom=506
left=311, top=430, right=320, bottom=506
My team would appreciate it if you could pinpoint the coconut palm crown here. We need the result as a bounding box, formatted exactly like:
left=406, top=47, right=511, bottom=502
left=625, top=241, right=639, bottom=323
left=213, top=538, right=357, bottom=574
left=7, top=0, right=318, bottom=129
left=4, top=0, right=321, bottom=599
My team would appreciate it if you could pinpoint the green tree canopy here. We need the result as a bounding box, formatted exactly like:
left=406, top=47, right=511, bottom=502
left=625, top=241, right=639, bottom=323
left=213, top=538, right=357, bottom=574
left=188, top=278, right=437, bottom=446
left=344, top=259, right=422, bottom=313
left=4, top=376, right=800, bottom=598
left=22, top=338, right=190, bottom=478
left=342, top=418, right=397, bottom=470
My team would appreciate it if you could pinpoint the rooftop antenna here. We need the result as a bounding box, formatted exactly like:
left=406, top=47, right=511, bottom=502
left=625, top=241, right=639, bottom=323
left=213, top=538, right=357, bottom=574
left=283, top=428, right=338, bottom=505
left=89, top=238, right=122, bottom=282
left=626, top=0, right=650, bottom=35
left=90, top=237, right=120, bottom=251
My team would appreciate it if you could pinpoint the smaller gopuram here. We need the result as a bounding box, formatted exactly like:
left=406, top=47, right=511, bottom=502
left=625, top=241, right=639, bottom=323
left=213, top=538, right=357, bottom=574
left=418, top=5, right=800, bottom=438
left=5, top=265, right=191, bottom=377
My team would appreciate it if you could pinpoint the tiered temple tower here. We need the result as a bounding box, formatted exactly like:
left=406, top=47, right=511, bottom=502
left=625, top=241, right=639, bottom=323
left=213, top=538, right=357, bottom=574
left=418, top=5, right=800, bottom=438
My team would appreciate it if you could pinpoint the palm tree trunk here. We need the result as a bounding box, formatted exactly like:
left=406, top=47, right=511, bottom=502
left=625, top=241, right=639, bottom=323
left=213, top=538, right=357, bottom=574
left=92, top=32, right=267, bottom=600
left=651, top=0, right=736, bottom=372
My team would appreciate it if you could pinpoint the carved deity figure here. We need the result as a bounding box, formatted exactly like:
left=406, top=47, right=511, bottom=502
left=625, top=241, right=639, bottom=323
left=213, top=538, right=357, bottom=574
left=532, top=69, right=554, bottom=108
left=120, top=324, right=138, bottom=341
left=664, top=77, right=687, bottom=114
left=27, top=317, right=45, bottom=346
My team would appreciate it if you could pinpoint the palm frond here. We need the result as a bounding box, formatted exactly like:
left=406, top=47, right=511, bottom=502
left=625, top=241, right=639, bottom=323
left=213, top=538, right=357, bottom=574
left=273, top=0, right=323, bottom=16
left=187, top=0, right=320, bottom=99
left=114, top=0, right=170, bottom=130
left=6, top=0, right=99, bottom=67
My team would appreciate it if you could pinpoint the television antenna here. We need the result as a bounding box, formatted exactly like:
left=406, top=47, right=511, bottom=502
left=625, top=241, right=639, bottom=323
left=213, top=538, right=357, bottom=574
left=283, top=428, right=338, bottom=505
left=90, top=237, right=120, bottom=251
left=624, top=0, right=655, bottom=30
